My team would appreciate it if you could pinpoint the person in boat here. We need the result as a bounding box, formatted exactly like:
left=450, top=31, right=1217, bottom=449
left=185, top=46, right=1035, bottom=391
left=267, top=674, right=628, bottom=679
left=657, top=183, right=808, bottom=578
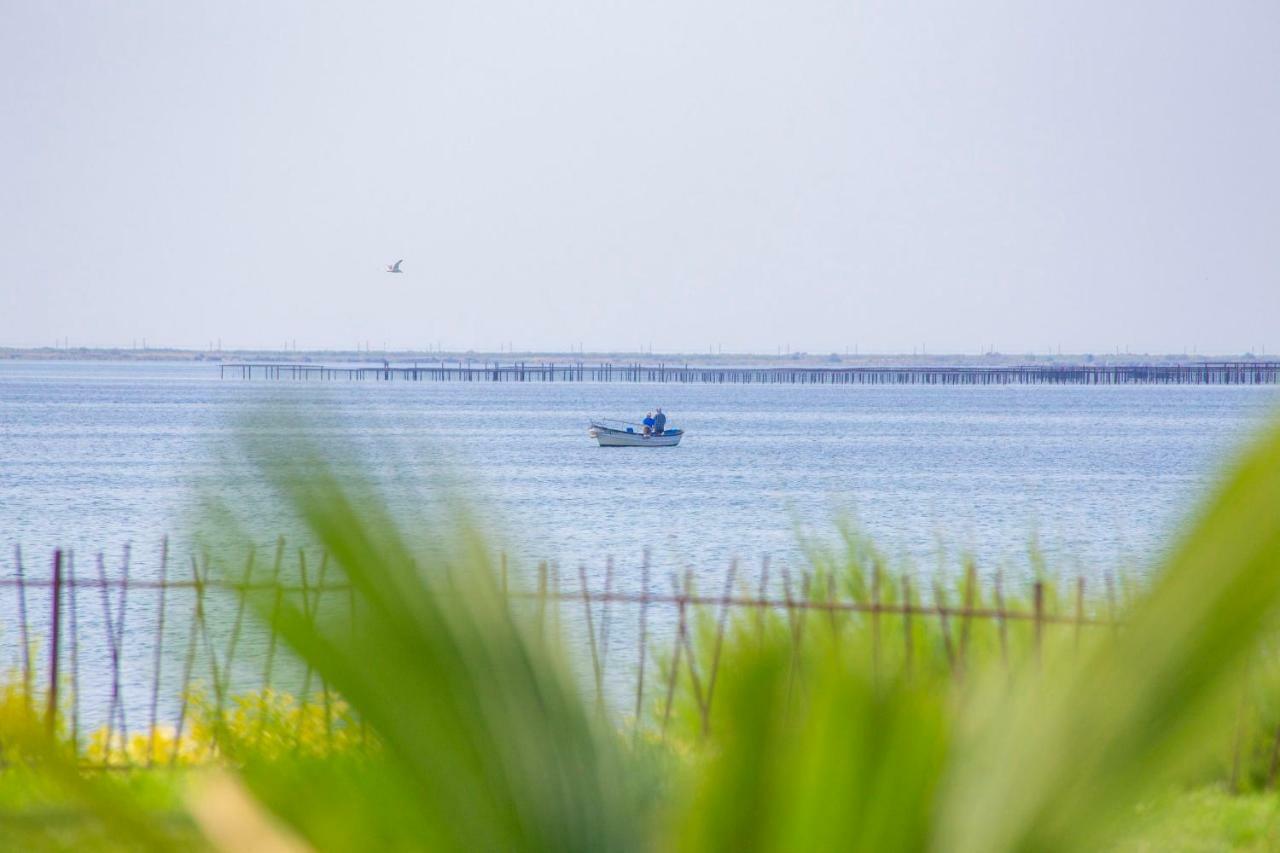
left=653, top=408, right=667, bottom=435
left=642, top=411, right=655, bottom=436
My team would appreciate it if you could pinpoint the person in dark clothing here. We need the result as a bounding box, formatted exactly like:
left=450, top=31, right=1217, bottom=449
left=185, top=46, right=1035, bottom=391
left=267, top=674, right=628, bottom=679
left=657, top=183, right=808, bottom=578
left=653, top=408, right=667, bottom=435
left=642, top=412, right=655, bottom=436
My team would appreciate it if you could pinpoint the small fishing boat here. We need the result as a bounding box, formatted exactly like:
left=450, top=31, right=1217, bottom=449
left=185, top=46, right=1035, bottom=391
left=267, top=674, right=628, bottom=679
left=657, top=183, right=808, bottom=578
left=588, top=420, right=684, bottom=447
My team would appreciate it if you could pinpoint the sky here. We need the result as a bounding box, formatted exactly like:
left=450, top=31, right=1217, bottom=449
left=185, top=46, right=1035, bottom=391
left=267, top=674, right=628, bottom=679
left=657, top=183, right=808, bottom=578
left=2, top=1, right=1278, bottom=355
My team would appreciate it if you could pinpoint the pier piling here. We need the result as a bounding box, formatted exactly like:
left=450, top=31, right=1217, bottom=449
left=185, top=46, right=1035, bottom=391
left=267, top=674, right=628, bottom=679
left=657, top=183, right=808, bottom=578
left=217, top=361, right=1280, bottom=385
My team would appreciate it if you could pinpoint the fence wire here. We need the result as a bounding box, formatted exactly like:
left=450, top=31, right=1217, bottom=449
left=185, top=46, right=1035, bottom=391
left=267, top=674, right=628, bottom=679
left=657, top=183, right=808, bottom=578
left=3, top=542, right=1117, bottom=769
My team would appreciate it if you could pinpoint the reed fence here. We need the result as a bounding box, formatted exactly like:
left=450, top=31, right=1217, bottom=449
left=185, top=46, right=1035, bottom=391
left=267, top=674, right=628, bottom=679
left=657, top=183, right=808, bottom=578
left=2, top=542, right=1119, bottom=770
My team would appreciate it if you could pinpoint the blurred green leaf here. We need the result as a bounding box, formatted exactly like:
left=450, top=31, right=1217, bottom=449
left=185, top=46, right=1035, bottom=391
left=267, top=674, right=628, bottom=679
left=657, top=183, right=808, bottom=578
left=215, top=427, right=656, bottom=852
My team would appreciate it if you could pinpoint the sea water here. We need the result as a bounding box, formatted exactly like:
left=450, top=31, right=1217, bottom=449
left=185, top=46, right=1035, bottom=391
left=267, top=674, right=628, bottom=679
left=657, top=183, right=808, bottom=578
left=4, top=360, right=1277, bottom=577
left=2, top=360, right=1278, bottom=728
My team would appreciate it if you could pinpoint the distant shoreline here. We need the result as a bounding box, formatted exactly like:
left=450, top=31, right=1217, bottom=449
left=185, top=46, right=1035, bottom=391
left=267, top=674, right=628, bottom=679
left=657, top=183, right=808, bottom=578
left=3, top=347, right=1275, bottom=370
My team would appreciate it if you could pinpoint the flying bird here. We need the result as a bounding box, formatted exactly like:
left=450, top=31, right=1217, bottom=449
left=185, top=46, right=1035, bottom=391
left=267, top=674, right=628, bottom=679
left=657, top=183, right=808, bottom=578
left=386, top=259, right=404, bottom=273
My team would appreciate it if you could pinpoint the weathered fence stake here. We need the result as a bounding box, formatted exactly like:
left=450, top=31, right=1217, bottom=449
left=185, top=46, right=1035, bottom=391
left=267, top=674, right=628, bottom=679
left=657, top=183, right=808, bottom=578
left=960, top=561, right=977, bottom=663
left=995, top=570, right=1009, bottom=668
left=67, top=552, right=81, bottom=754
left=600, top=557, right=614, bottom=690
left=902, top=576, right=913, bottom=677
left=660, top=586, right=688, bottom=739
left=15, top=545, right=32, bottom=710
left=633, top=549, right=650, bottom=741
left=756, top=555, right=770, bottom=639
left=704, top=560, right=737, bottom=728
left=173, top=556, right=203, bottom=766
left=1033, top=581, right=1045, bottom=665
left=1106, top=572, right=1119, bottom=637
left=578, top=564, right=604, bottom=714
left=935, top=579, right=957, bottom=678
left=148, top=537, right=169, bottom=766
left=536, top=561, right=548, bottom=640
left=826, top=573, right=838, bottom=638
left=46, top=550, right=62, bottom=735
left=1075, top=576, right=1086, bottom=650
left=871, top=563, right=882, bottom=676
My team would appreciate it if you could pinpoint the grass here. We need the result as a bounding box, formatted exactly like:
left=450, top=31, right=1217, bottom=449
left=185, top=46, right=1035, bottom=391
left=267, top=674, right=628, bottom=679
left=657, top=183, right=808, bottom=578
left=6, top=414, right=1280, bottom=849
left=1119, top=788, right=1280, bottom=852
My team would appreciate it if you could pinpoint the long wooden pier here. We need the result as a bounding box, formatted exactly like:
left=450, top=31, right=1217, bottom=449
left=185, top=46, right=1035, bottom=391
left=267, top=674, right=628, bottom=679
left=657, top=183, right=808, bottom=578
left=220, top=361, right=1280, bottom=385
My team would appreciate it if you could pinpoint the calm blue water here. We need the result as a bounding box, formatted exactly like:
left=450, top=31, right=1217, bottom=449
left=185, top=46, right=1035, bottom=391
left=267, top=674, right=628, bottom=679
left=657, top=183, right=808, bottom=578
left=4, top=360, right=1279, bottom=582
left=3, top=360, right=1279, bottom=732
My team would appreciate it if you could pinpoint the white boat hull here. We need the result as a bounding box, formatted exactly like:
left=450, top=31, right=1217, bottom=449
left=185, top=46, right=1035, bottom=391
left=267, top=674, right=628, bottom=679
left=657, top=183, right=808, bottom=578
left=589, top=425, right=683, bottom=447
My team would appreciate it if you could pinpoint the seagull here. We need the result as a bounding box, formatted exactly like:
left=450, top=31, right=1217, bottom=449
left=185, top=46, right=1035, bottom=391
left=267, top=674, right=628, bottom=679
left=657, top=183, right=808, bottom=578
left=386, top=259, right=404, bottom=273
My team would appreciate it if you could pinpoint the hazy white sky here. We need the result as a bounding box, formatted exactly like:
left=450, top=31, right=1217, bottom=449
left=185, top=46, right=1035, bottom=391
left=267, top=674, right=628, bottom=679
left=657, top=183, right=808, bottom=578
left=2, top=2, right=1277, bottom=354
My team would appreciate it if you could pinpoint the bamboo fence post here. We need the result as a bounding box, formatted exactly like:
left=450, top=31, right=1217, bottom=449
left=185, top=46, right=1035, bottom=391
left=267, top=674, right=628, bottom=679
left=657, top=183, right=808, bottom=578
left=550, top=561, right=561, bottom=635
left=935, top=579, right=957, bottom=678
left=253, top=539, right=285, bottom=751
left=704, top=560, right=737, bottom=727
left=633, top=549, right=650, bottom=741
left=826, top=573, right=837, bottom=638
left=536, top=561, right=548, bottom=640
left=173, top=555, right=204, bottom=766
left=216, top=546, right=256, bottom=741
left=1033, top=580, right=1045, bottom=666
left=96, top=552, right=127, bottom=758
left=960, top=561, right=976, bottom=663
left=661, top=581, right=688, bottom=739
left=1075, top=576, right=1085, bottom=650
left=194, top=553, right=224, bottom=763
left=600, top=557, right=614, bottom=689
left=902, top=576, right=913, bottom=677
left=994, top=570, right=1009, bottom=668
left=347, top=557, right=367, bottom=750
left=46, top=550, right=62, bottom=736
left=115, top=545, right=132, bottom=749
left=871, top=563, right=881, bottom=676
left=578, top=564, right=603, bottom=714
left=292, top=551, right=312, bottom=749
left=756, top=555, right=770, bottom=640
left=781, top=568, right=800, bottom=648
left=675, top=571, right=710, bottom=735
left=1106, top=572, right=1119, bottom=635
left=67, top=552, right=81, bottom=756
left=148, top=537, right=169, bottom=766
left=15, top=546, right=32, bottom=711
